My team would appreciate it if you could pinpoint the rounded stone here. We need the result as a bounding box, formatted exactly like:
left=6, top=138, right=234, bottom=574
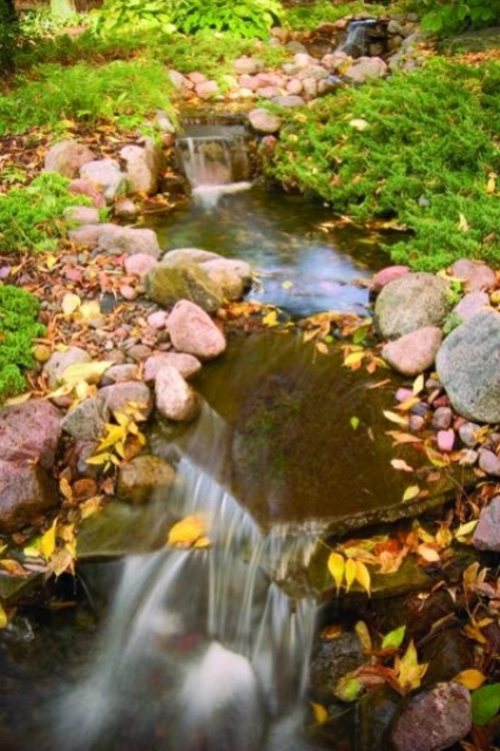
left=382, top=326, right=443, bottom=377
left=117, top=455, right=176, bottom=504
left=375, top=273, right=450, bottom=339
left=167, top=300, right=226, bottom=360
left=436, top=310, right=500, bottom=423
left=248, top=108, right=282, bottom=134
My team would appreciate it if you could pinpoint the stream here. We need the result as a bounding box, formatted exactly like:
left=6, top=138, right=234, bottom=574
left=1, top=129, right=418, bottom=751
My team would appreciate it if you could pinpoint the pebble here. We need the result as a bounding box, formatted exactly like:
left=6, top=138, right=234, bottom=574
left=437, top=429, right=455, bottom=453
left=396, top=388, right=413, bottom=403
left=478, top=448, right=500, bottom=477
left=147, top=310, right=169, bottom=329
left=459, top=449, right=478, bottom=466
left=431, top=407, right=453, bottom=431
left=34, top=344, right=52, bottom=363
left=120, top=284, right=137, bottom=301
left=126, top=344, right=152, bottom=362
left=458, top=421, right=480, bottom=447
left=409, top=415, right=425, bottom=432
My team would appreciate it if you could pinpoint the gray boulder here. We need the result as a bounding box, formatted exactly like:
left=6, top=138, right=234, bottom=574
left=375, top=272, right=450, bottom=339
left=119, top=138, right=163, bottom=195
left=44, top=140, right=95, bottom=179
left=145, top=263, right=223, bottom=313
left=382, top=326, right=443, bottom=377
left=0, top=460, right=58, bottom=534
left=0, top=400, right=62, bottom=469
left=200, top=258, right=252, bottom=300
left=167, top=300, right=226, bottom=360
left=155, top=365, right=199, bottom=422
left=61, top=397, right=106, bottom=442
left=390, top=682, right=471, bottom=751
left=436, top=310, right=500, bottom=423
left=80, top=158, right=127, bottom=202
left=473, top=496, right=500, bottom=552
left=117, top=454, right=176, bottom=504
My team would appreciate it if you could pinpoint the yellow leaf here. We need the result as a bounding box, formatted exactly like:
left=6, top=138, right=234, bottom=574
left=59, top=477, right=73, bottom=502
left=344, top=351, right=365, bottom=368
left=262, top=310, right=279, bottom=327
left=463, top=624, right=487, bottom=645
left=355, top=620, right=372, bottom=652
left=316, top=341, right=329, bottom=355
left=412, top=374, right=425, bottom=396
left=40, top=518, right=57, bottom=559
left=80, top=496, right=103, bottom=519
left=85, top=452, right=113, bottom=466
left=355, top=561, right=371, bottom=595
left=454, top=520, right=479, bottom=542
left=167, top=515, right=209, bottom=548
left=345, top=558, right=356, bottom=593
left=383, top=410, right=409, bottom=427
left=458, top=212, right=470, bottom=232
left=327, top=552, right=345, bottom=592
left=310, top=702, right=328, bottom=724
left=45, top=254, right=57, bottom=270
left=416, top=544, right=440, bottom=563
left=97, top=424, right=126, bottom=451
left=0, top=604, right=8, bottom=629
left=486, top=172, right=496, bottom=194
left=396, top=396, right=421, bottom=412
left=60, top=361, right=112, bottom=389
left=402, top=485, right=420, bottom=502
left=454, top=669, right=486, bottom=690
left=0, top=559, right=29, bottom=577
left=62, top=292, right=81, bottom=316
left=395, top=640, right=428, bottom=694
left=0, top=544, right=7, bottom=556
left=79, top=301, right=101, bottom=321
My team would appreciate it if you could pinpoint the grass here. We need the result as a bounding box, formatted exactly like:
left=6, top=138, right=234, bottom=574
left=0, top=285, right=45, bottom=402
left=264, top=57, right=500, bottom=271
left=0, top=56, right=175, bottom=136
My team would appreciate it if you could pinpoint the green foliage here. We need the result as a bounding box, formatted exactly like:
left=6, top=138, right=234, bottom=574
left=264, top=58, right=500, bottom=271
left=93, top=0, right=176, bottom=36
left=0, top=58, right=174, bottom=135
left=0, top=173, right=89, bottom=253
left=420, top=0, right=500, bottom=34
left=173, top=0, right=283, bottom=39
left=471, top=683, right=500, bottom=726
left=18, top=8, right=84, bottom=38
left=0, top=285, right=44, bottom=401
left=284, top=1, right=388, bottom=30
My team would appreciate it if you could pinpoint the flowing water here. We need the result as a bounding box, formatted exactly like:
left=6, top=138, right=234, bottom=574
left=0, top=125, right=406, bottom=751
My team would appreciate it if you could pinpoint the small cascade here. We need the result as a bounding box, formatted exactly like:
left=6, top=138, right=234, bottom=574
left=177, top=122, right=252, bottom=207
left=56, top=403, right=319, bottom=751
left=338, top=18, right=378, bottom=57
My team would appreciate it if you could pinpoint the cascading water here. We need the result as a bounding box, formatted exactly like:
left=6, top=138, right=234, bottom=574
left=177, top=122, right=252, bottom=208
left=56, top=403, right=319, bottom=751
left=338, top=19, right=378, bottom=57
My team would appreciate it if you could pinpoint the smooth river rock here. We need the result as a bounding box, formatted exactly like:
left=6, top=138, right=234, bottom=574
left=145, top=263, right=223, bottom=313
left=79, top=158, right=127, bottom=202
left=436, top=310, right=500, bottom=423
left=390, top=682, right=472, bottom=751
left=44, top=140, right=95, bottom=179
left=453, top=290, right=489, bottom=322
left=248, top=108, right=282, bottom=134
left=382, top=326, right=443, bottom=376
left=44, top=346, right=91, bottom=389
left=452, top=258, right=496, bottom=292
left=473, top=496, right=500, bottom=552
left=155, top=365, right=199, bottom=422
left=144, top=352, right=201, bottom=382
left=98, top=381, right=153, bottom=419
left=200, top=258, right=253, bottom=301
left=375, top=272, right=450, bottom=339
left=0, top=399, right=62, bottom=469
left=167, top=300, right=226, bottom=360
left=117, top=455, right=176, bottom=504
left=0, top=461, right=58, bottom=534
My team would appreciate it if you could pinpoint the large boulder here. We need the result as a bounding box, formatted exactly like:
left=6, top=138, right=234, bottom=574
left=200, top=258, right=252, bottom=300
left=117, top=454, right=176, bottom=504
left=167, top=300, right=226, bottom=360
left=43, top=346, right=91, bottom=389
left=390, top=682, right=471, bottom=751
left=0, top=400, right=62, bottom=469
left=382, top=327, right=443, bottom=377
left=119, top=138, right=163, bottom=195
left=375, top=273, right=450, bottom=339
left=473, top=496, right=500, bottom=552
left=436, top=310, right=500, bottom=423
left=155, top=365, right=199, bottom=422
left=44, top=140, right=95, bottom=179
left=79, top=158, right=127, bottom=202
left=145, top=263, right=223, bottom=313
left=0, top=460, right=58, bottom=534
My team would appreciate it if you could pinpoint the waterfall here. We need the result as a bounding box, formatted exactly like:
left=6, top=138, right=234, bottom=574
left=55, top=404, right=319, bottom=751
left=338, top=18, right=378, bottom=57
left=177, top=123, right=252, bottom=208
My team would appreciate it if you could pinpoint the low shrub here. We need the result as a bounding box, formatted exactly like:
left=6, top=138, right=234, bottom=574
left=0, top=285, right=44, bottom=401
left=284, top=1, right=389, bottom=30
left=0, top=173, right=89, bottom=253
left=264, top=57, right=500, bottom=271
left=173, top=0, right=283, bottom=39
left=420, top=0, right=500, bottom=34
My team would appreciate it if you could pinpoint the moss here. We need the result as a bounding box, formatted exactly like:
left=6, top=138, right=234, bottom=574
left=0, top=173, right=91, bottom=253
left=0, top=285, right=45, bottom=402
left=264, top=57, right=500, bottom=271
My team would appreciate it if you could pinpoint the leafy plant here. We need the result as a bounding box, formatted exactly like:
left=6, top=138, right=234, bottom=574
left=420, top=0, right=500, bottom=34
left=264, top=57, right=500, bottom=271
left=0, top=173, right=89, bottom=253
left=173, top=0, right=283, bottom=40
left=0, top=285, right=45, bottom=402
left=93, top=0, right=176, bottom=37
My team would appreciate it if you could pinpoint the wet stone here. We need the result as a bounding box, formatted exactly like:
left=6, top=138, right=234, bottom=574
left=375, top=273, right=450, bottom=339
left=145, top=263, right=223, bottom=313
left=0, top=461, right=58, bottom=534
left=166, top=300, right=226, bottom=360
left=98, top=382, right=153, bottom=419
left=309, top=632, right=364, bottom=703
left=155, top=365, right=199, bottom=422
left=62, top=397, right=105, bottom=442
left=431, top=407, right=453, bottom=430
left=452, top=258, right=496, bottom=292
left=117, top=455, right=176, bottom=504
left=473, top=496, right=500, bottom=552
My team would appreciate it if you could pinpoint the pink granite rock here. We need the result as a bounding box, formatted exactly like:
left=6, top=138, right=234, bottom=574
left=382, top=326, right=443, bottom=377
left=166, top=300, right=226, bottom=360
left=372, top=265, right=410, bottom=293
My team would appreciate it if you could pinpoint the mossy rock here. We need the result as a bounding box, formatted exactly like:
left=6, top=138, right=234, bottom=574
left=145, top=262, right=223, bottom=313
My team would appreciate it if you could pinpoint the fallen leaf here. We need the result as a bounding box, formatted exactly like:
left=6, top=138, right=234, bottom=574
left=40, top=518, right=57, bottom=559
left=455, top=520, right=479, bottom=542
left=328, top=552, right=345, bottom=592
left=62, top=292, right=81, bottom=316
left=0, top=604, right=7, bottom=629
left=281, top=280, right=293, bottom=290
left=458, top=212, right=470, bottom=232
left=402, top=485, right=420, bottom=502
left=412, top=374, right=425, bottom=395
left=345, top=558, right=356, bottom=593
left=391, top=459, right=414, bottom=473
left=355, top=620, right=372, bottom=652
left=310, top=702, right=328, bottom=724
left=471, top=683, right=500, bottom=726
left=454, top=669, right=487, bottom=691
left=355, top=561, right=371, bottom=595
left=167, top=515, right=209, bottom=548
left=344, top=351, right=365, bottom=368
left=350, top=416, right=360, bottom=430
left=382, top=625, right=406, bottom=650
left=383, top=410, right=409, bottom=427
left=262, top=310, right=279, bottom=327
left=416, top=544, right=440, bottom=563
left=349, top=118, right=369, bottom=131
left=335, top=674, right=364, bottom=702
left=394, top=640, right=428, bottom=694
